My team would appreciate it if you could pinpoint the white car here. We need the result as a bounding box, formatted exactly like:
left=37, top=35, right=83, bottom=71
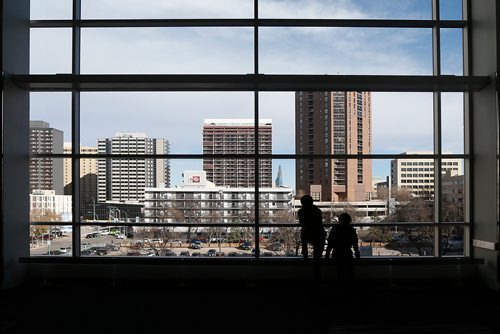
left=115, top=234, right=125, bottom=239
left=59, top=247, right=71, bottom=254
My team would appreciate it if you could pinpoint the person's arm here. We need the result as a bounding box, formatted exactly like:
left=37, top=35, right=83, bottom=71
left=352, top=228, right=360, bottom=259
left=325, top=229, right=333, bottom=259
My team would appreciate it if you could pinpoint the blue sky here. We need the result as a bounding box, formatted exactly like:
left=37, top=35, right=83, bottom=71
left=29, top=0, right=465, bottom=189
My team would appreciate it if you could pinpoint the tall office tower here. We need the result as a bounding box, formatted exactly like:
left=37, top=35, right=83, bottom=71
left=295, top=91, right=372, bottom=202
left=29, top=120, right=64, bottom=194
left=63, top=143, right=98, bottom=204
left=97, top=133, right=170, bottom=203
left=203, top=119, right=272, bottom=188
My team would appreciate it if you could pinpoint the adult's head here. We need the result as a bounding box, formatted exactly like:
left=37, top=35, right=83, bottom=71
left=338, top=212, right=352, bottom=225
left=300, top=194, right=314, bottom=207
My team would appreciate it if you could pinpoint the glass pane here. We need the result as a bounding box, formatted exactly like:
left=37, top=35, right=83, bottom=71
left=82, top=225, right=124, bottom=256
left=259, top=28, right=432, bottom=75
left=373, top=92, right=433, bottom=153
left=81, top=92, right=254, bottom=154
left=442, top=93, right=464, bottom=154
left=441, top=28, right=463, bottom=75
left=30, top=158, right=71, bottom=218
left=441, top=225, right=464, bottom=256
left=440, top=0, right=462, bottom=20
left=30, top=0, right=72, bottom=20
left=82, top=0, right=253, bottom=19
left=259, top=226, right=302, bottom=258
left=260, top=92, right=294, bottom=154
left=30, top=28, right=72, bottom=74
left=259, top=0, right=432, bottom=19
left=359, top=224, right=435, bottom=256
left=144, top=159, right=274, bottom=222
left=30, top=92, right=72, bottom=143
left=120, top=227, right=257, bottom=257
left=262, top=92, right=433, bottom=155
left=441, top=158, right=465, bottom=222
left=30, top=224, right=73, bottom=256
left=388, top=157, right=436, bottom=222
left=81, top=28, right=253, bottom=74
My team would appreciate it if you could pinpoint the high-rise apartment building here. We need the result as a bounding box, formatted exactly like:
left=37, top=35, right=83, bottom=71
left=390, top=152, right=463, bottom=200
left=295, top=91, right=372, bottom=202
left=63, top=143, right=98, bottom=204
left=97, top=133, right=170, bottom=203
left=203, top=119, right=272, bottom=188
left=29, top=121, right=64, bottom=194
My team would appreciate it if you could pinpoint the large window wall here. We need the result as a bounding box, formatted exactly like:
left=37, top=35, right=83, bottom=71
left=26, top=0, right=476, bottom=259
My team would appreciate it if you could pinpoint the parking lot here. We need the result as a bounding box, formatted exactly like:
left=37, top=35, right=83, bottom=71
left=29, top=229, right=294, bottom=257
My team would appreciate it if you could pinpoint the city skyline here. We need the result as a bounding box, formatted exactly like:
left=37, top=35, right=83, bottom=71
left=29, top=1, right=465, bottom=190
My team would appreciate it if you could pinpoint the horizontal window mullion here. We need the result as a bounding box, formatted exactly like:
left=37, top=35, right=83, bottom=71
left=13, top=74, right=489, bottom=92
left=30, top=18, right=467, bottom=29
left=29, top=221, right=470, bottom=227
left=30, top=153, right=470, bottom=159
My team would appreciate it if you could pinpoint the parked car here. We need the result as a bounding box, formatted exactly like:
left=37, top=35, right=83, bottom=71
left=240, top=243, right=252, bottom=250
left=85, top=232, right=101, bottom=239
left=106, top=243, right=120, bottom=251
left=59, top=246, right=72, bottom=254
left=47, top=250, right=63, bottom=255
left=90, top=246, right=110, bottom=256
left=162, top=248, right=176, bottom=256
left=191, top=241, right=203, bottom=249
left=115, top=233, right=125, bottom=239
left=179, top=251, right=190, bottom=257
left=206, top=249, right=217, bottom=256
left=270, top=242, right=282, bottom=251
left=81, top=249, right=95, bottom=256
left=171, top=240, right=183, bottom=246
left=447, top=235, right=464, bottom=250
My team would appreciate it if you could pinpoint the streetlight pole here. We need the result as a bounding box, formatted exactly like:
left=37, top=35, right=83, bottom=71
left=218, top=189, right=223, bottom=253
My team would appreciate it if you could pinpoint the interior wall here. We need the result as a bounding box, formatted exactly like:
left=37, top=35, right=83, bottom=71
left=1, top=0, right=30, bottom=289
left=470, top=0, right=500, bottom=290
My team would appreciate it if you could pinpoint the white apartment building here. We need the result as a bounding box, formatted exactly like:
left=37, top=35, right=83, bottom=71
left=30, top=189, right=72, bottom=221
left=144, top=171, right=293, bottom=223
left=391, top=152, right=463, bottom=199
left=98, top=133, right=170, bottom=203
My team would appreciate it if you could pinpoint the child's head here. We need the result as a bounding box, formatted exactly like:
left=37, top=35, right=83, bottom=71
left=300, top=194, right=313, bottom=207
left=338, top=212, right=352, bottom=225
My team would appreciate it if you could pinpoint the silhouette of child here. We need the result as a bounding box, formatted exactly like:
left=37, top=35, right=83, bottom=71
left=325, top=212, right=360, bottom=287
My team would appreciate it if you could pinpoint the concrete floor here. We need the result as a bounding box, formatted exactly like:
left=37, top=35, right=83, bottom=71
left=1, top=278, right=499, bottom=334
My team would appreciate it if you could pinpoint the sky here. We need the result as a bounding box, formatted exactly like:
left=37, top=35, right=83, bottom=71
left=29, top=0, right=465, bottom=189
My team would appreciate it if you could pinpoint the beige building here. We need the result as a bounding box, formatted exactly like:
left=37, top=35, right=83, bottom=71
left=390, top=152, right=463, bottom=200
left=295, top=91, right=372, bottom=202
left=203, top=119, right=272, bottom=188
left=63, top=143, right=98, bottom=204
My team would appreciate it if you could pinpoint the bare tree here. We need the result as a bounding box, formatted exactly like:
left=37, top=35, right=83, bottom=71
left=270, top=209, right=300, bottom=255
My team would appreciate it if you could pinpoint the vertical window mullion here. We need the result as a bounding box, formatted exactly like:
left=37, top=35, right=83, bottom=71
left=462, top=0, right=472, bottom=257
left=254, top=0, right=260, bottom=259
left=432, top=0, right=442, bottom=257
left=71, top=0, right=82, bottom=257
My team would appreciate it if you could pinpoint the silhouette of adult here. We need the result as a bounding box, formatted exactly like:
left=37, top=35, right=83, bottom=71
left=298, top=195, right=326, bottom=285
left=325, top=212, right=360, bottom=287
